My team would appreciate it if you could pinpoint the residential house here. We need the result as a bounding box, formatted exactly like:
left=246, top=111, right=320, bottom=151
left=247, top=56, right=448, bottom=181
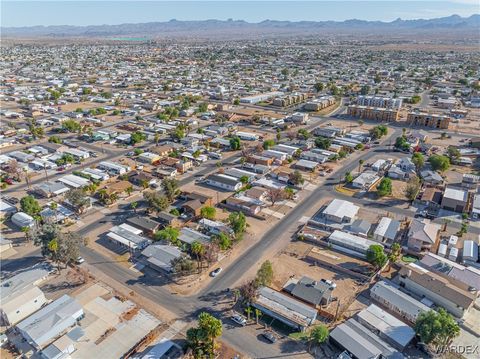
left=370, top=280, right=431, bottom=323
left=373, top=217, right=400, bottom=244
left=356, top=304, right=415, bottom=350
left=352, top=171, right=381, bottom=190
left=126, top=216, right=162, bottom=236
left=420, top=170, right=444, bottom=185
left=205, top=174, right=242, bottom=191
left=441, top=186, right=469, bottom=213
left=322, top=199, right=359, bottom=224
left=157, top=212, right=182, bottom=228
left=0, top=266, right=50, bottom=326
left=140, top=244, right=183, bottom=273
left=283, top=276, right=334, bottom=308
left=399, top=263, right=477, bottom=318
left=252, top=287, right=317, bottom=332
left=407, top=219, right=441, bottom=253
left=15, top=294, right=84, bottom=350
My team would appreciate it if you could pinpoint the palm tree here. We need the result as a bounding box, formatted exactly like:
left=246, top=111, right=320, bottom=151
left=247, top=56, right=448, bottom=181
left=97, top=189, right=108, bottom=204
left=21, top=226, right=31, bottom=241
left=388, top=242, right=401, bottom=269
left=50, top=202, right=58, bottom=223
left=254, top=308, right=262, bottom=324
left=190, top=241, right=205, bottom=270
left=154, top=132, right=160, bottom=145
left=125, top=186, right=133, bottom=197
left=109, top=193, right=118, bottom=204
left=131, top=201, right=138, bottom=213
left=245, top=306, right=252, bottom=321
left=358, top=159, right=364, bottom=174
left=233, top=288, right=240, bottom=303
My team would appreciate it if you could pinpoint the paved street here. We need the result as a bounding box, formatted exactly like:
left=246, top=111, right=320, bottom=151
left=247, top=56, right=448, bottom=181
left=4, top=123, right=478, bottom=357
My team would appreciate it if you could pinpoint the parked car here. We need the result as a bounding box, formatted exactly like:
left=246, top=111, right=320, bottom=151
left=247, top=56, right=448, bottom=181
left=320, top=278, right=337, bottom=289
left=3, top=178, right=13, bottom=185
left=75, top=256, right=85, bottom=264
left=210, top=268, right=222, bottom=277
left=231, top=313, right=247, bottom=326
left=261, top=331, right=277, bottom=343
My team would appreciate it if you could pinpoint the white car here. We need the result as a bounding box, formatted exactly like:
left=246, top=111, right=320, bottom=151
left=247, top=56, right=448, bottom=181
left=231, top=314, right=247, bottom=326
left=210, top=268, right=222, bottom=277
left=76, top=256, right=85, bottom=264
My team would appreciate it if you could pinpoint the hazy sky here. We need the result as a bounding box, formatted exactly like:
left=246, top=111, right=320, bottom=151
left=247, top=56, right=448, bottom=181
left=2, top=1, right=479, bottom=27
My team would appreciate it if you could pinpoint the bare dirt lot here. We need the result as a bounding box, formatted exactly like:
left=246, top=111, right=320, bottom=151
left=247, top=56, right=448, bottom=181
left=270, top=241, right=370, bottom=317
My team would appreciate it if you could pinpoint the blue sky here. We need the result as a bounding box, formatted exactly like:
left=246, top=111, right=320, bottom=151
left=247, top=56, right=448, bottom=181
left=2, top=1, right=479, bottom=27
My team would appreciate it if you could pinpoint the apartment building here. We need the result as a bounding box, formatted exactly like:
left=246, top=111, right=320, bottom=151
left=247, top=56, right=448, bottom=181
left=356, top=95, right=402, bottom=109
left=347, top=105, right=399, bottom=121
left=406, top=111, right=450, bottom=129
left=304, top=96, right=336, bottom=111
left=272, top=93, right=307, bottom=107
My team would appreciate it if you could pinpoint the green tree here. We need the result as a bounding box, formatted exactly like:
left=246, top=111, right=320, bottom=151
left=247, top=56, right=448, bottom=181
left=415, top=309, right=460, bottom=346
left=130, top=131, right=146, bottom=145
left=315, top=136, right=331, bottom=150
left=254, top=308, right=262, bottom=324
left=366, top=244, right=387, bottom=269
left=263, top=139, right=275, bottom=150
left=447, top=146, right=461, bottom=161
left=143, top=191, right=169, bottom=213
left=255, top=260, right=274, bottom=287
left=358, top=159, right=364, bottom=173
left=395, top=136, right=410, bottom=152
left=198, top=102, right=208, bottom=112
left=239, top=175, right=249, bottom=185
left=344, top=171, right=354, bottom=183
left=369, top=125, right=388, bottom=140
left=65, top=188, right=90, bottom=214
left=154, top=227, right=180, bottom=245
left=199, top=312, right=223, bottom=357
left=214, top=233, right=232, bottom=250
left=48, top=135, right=62, bottom=144
left=405, top=176, right=421, bottom=202
left=33, top=224, right=87, bottom=271
left=377, top=178, right=392, bottom=197
left=411, top=152, right=425, bottom=172
left=314, top=82, right=324, bottom=92
left=190, top=241, right=206, bottom=265
left=20, top=195, right=41, bottom=216
left=389, top=243, right=401, bottom=263
left=289, top=170, right=304, bottom=186
left=228, top=212, right=247, bottom=239
left=428, top=155, right=450, bottom=173
left=309, top=325, right=329, bottom=347
left=229, top=136, right=241, bottom=150
left=130, top=201, right=138, bottom=213
left=162, top=178, right=179, bottom=202
left=62, top=119, right=81, bottom=133
left=200, top=206, right=216, bottom=220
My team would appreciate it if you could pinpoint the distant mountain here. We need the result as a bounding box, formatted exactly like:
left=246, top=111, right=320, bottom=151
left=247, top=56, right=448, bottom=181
left=2, top=14, right=479, bottom=38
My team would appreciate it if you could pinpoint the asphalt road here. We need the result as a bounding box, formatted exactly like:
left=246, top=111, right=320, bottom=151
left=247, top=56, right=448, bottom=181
left=4, top=121, right=479, bottom=357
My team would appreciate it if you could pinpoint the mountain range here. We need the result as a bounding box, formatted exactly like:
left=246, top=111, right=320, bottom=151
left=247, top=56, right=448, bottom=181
left=2, top=14, right=479, bottom=38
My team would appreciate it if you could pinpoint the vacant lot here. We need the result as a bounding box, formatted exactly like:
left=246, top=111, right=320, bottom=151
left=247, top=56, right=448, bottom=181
left=270, top=241, right=370, bottom=317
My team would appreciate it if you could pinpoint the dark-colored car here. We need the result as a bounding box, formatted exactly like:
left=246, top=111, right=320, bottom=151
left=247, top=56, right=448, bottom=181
left=262, top=332, right=277, bottom=343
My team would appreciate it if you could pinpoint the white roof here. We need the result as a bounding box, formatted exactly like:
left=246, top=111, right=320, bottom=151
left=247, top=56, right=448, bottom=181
left=444, top=186, right=468, bottom=202
left=329, top=230, right=382, bottom=252
left=357, top=304, right=415, bottom=348
left=374, top=217, right=400, bottom=240
left=57, top=174, right=90, bottom=188
left=323, top=199, right=359, bottom=220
